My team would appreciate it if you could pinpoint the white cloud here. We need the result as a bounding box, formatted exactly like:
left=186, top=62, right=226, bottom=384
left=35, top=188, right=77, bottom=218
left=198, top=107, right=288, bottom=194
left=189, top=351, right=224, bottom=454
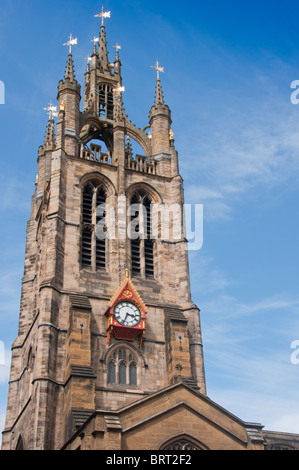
left=189, top=252, right=299, bottom=434
left=180, top=63, right=299, bottom=223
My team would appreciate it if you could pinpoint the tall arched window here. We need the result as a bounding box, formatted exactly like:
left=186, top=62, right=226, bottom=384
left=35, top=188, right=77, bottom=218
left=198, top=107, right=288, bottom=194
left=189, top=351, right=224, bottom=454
left=81, top=181, right=107, bottom=271
left=130, top=190, right=155, bottom=279
left=99, top=84, right=114, bottom=120
left=108, top=361, right=116, bottom=384
left=143, top=196, right=154, bottom=278
left=119, top=362, right=127, bottom=384
left=96, top=188, right=106, bottom=270
left=129, top=362, right=137, bottom=386
left=107, top=348, right=138, bottom=387
left=82, top=185, right=93, bottom=267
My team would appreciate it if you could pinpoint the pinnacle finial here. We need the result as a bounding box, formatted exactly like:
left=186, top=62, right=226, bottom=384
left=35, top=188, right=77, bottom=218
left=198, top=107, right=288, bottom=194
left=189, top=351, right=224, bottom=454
left=97, top=18, right=110, bottom=72
left=62, top=34, right=77, bottom=81
left=125, top=136, right=133, bottom=157
left=154, top=75, right=165, bottom=106
left=151, top=60, right=165, bottom=106
left=44, top=120, right=56, bottom=147
left=114, top=94, right=126, bottom=123
left=91, top=36, right=99, bottom=55
left=114, top=43, right=121, bottom=61
left=64, top=51, right=76, bottom=81
left=43, top=105, right=57, bottom=148
left=85, top=56, right=92, bottom=72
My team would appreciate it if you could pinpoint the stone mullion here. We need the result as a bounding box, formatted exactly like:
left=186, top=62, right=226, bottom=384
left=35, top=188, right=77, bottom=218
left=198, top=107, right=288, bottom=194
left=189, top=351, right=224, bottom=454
left=139, top=200, right=145, bottom=278
left=140, top=239, right=145, bottom=278
left=105, top=87, right=108, bottom=120
left=126, top=361, right=130, bottom=386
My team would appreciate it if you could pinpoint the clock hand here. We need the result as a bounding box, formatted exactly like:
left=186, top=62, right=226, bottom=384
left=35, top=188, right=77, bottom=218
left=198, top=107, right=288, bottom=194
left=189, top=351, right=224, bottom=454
left=124, top=312, right=133, bottom=322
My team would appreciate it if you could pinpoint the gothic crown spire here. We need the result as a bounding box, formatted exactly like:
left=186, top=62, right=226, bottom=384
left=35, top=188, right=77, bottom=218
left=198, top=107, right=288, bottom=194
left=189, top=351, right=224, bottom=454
left=98, top=24, right=110, bottom=73
left=150, top=61, right=169, bottom=110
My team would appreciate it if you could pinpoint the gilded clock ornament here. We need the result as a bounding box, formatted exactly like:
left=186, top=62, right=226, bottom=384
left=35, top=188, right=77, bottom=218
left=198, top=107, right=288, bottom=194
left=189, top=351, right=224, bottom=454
left=114, top=302, right=141, bottom=327
left=105, top=270, right=147, bottom=347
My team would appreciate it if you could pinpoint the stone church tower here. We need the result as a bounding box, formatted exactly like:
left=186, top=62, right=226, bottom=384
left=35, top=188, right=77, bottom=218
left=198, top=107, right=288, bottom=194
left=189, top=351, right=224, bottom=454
left=3, top=10, right=299, bottom=451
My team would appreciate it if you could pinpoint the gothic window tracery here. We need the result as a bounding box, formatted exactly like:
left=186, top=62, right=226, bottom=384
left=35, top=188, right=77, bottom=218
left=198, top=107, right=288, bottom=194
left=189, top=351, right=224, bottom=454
left=81, top=181, right=107, bottom=270
left=164, top=440, right=201, bottom=450
left=107, top=348, right=138, bottom=387
left=160, top=436, right=205, bottom=451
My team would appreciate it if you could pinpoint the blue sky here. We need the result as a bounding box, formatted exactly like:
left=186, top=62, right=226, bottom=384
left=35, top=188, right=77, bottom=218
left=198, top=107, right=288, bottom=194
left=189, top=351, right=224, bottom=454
left=1, top=0, right=299, bottom=442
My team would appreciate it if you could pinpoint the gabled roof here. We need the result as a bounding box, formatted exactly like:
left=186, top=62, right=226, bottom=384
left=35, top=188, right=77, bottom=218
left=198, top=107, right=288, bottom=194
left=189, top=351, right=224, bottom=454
left=106, top=269, right=147, bottom=314
left=61, top=380, right=265, bottom=450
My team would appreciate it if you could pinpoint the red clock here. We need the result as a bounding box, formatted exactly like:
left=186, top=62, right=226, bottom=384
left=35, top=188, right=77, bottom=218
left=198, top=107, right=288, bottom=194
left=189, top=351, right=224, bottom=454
left=105, top=271, right=147, bottom=347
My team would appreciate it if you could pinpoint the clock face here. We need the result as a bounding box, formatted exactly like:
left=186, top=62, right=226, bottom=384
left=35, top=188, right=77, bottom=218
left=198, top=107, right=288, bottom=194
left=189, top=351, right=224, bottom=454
left=114, top=301, right=141, bottom=327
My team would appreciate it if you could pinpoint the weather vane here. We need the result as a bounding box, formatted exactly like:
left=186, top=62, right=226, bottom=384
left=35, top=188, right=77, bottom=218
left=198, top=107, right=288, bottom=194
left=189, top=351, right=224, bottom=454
left=63, top=34, right=78, bottom=54
left=94, top=6, right=111, bottom=26
left=114, top=43, right=121, bottom=51
left=151, top=60, right=164, bottom=79
left=91, top=36, right=99, bottom=45
left=44, top=102, right=58, bottom=120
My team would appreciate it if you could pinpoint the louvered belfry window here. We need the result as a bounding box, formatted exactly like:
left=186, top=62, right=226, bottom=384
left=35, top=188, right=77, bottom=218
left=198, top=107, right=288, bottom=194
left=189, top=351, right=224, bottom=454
left=130, top=190, right=154, bottom=279
left=82, top=186, right=93, bottom=267
left=96, top=188, right=106, bottom=270
left=81, top=182, right=107, bottom=270
left=130, top=193, right=141, bottom=276
left=144, top=196, right=154, bottom=278
left=99, top=84, right=114, bottom=120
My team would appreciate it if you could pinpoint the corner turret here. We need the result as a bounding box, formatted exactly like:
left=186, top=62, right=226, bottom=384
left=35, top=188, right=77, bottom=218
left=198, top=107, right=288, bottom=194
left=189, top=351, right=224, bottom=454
left=57, top=36, right=81, bottom=156
left=149, top=63, right=173, bottom=175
